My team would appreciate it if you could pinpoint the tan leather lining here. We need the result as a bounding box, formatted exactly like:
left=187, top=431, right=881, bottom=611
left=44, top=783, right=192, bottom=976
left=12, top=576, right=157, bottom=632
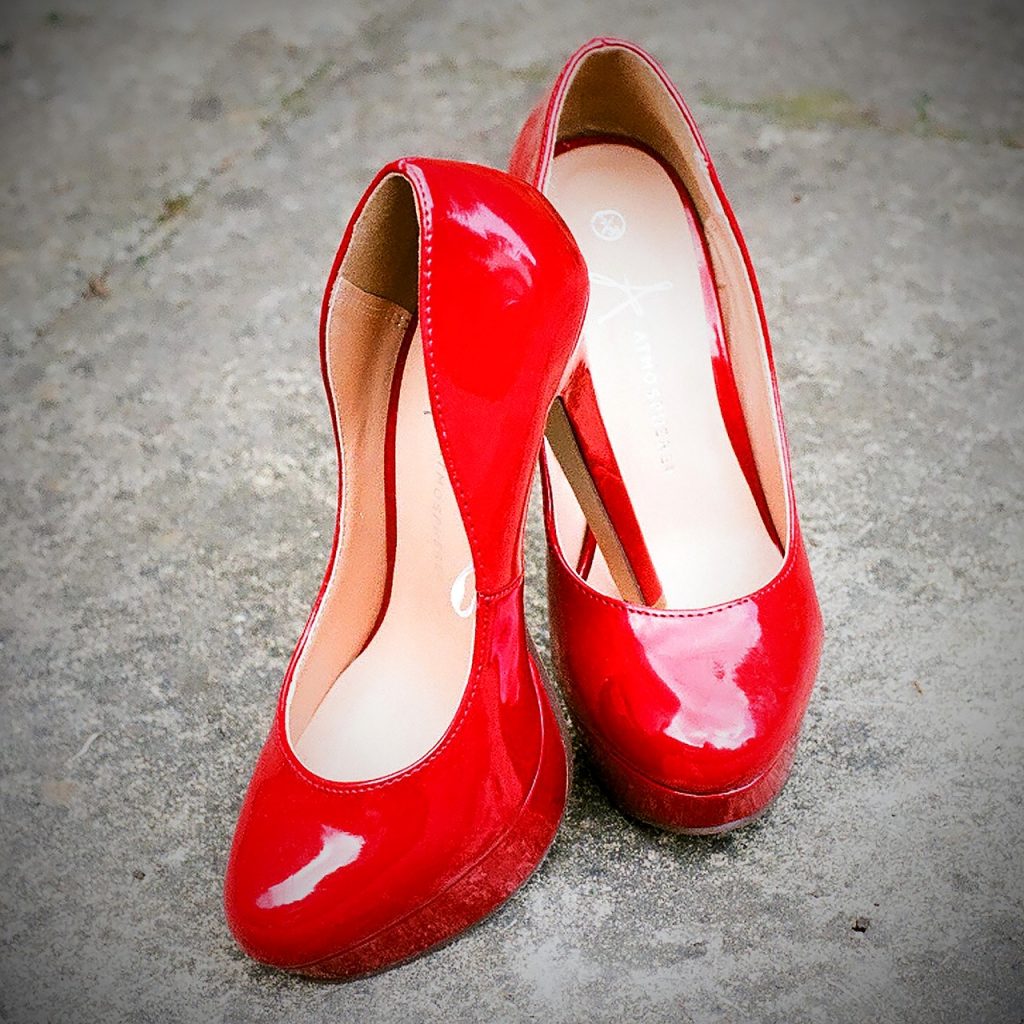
left=546, top=142, right=783, bottom=608
left=287, top=279, right=412, bottom=743
left=342, top=174, right=420, bottom=313
left=550, top=47, right=790, bottom=547
left=294, top=319, right=474, bottom=781
left=287, top=176, right=421, bottom=743
left=285, top=174, right=475, bottom=781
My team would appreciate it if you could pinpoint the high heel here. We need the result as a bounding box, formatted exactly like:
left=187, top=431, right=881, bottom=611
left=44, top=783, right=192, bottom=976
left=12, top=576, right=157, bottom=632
left=510, top=39, right=823, bottom=833
left=223, top=158, right=588, bottom=975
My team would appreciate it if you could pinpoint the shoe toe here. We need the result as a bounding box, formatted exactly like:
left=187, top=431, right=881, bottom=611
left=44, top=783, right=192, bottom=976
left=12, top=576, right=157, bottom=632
left=549, top=539, right=823, bottom=813
left=223, top=732, right=422, bottom=971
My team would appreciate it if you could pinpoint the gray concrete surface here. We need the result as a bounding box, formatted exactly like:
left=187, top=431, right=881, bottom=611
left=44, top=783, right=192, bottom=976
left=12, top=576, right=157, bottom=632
left=1, top=1, right=1022, bottom=1021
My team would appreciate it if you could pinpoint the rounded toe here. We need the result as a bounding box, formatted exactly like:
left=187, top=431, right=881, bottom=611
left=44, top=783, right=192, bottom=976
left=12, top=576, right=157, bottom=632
left=223, top=639, right=569, bottom=977
left=548, top=540, right=823, bottom=830
left=222, top=737, right=406, bottom=972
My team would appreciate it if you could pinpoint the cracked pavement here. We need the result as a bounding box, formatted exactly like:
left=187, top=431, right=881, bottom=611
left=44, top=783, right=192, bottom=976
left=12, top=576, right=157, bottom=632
left=1, top=1, right=1022, bottom=1022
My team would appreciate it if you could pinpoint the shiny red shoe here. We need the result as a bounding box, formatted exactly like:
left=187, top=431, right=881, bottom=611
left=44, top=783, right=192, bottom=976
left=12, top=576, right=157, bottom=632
left=510, top=39, right=824, bottom=834
left=224, top=158, right=587, bottom=976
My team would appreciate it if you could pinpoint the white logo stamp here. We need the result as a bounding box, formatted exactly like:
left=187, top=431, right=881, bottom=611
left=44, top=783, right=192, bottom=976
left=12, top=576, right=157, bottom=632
left=590, top=209, right=626, bottom=241
left=450, top=564, right=476, bottom=618
left=589, top=272, right=674, bottom=325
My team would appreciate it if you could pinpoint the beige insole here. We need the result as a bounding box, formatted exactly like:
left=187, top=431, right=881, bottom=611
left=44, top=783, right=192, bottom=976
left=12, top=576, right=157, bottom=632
left=295, top=324, right=475, bottom=781
left=547, top=143, right=782, bottom=608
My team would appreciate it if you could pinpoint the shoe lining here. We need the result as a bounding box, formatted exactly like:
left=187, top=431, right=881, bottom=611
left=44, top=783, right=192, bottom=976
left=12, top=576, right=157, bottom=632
left=546, top=141, right=783, bottom=608
left=286, top=174, right=475, bottom=782
left=547, top=45, right=790, bottom=546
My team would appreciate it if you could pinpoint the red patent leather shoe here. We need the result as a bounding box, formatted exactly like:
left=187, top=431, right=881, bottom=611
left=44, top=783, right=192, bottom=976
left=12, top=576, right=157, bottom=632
left=510, top=39, right=824, bottom=834
left=224, top=158, right=587, bottom=976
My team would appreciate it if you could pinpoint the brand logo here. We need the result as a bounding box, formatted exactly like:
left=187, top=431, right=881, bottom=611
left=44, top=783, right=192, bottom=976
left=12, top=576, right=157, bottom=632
left=450, top=563, right=476, bottom=618
left=590, top=209, right=626, bottom=241
left=589, top=272, right=677, bottom=474
left=589, top=272, right=674, bottom=325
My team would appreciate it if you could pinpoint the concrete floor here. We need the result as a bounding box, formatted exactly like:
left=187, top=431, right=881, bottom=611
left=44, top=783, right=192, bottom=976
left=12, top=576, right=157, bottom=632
left=1, top=1, right=1022, bottom=1021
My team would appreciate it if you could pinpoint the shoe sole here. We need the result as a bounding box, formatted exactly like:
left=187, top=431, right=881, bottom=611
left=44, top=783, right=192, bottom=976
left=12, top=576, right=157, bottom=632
left=582, top=726, right=798, bottom=836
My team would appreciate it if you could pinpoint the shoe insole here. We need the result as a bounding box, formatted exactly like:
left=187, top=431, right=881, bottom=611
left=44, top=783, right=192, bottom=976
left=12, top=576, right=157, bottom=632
left=547, top=141, right=783, bottom=609
left=295, top=323, right=475, bottom=781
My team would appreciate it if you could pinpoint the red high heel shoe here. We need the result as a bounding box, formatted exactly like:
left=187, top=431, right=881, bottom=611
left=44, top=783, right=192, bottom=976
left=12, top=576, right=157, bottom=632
left=510, top=39, right=824, bottom=834
left=224, top=158, right=587, bottom=976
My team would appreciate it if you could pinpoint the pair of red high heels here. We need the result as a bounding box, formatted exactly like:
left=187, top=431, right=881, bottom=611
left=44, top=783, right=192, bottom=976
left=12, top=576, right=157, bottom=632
left=224, top=37, right=823, bottom=979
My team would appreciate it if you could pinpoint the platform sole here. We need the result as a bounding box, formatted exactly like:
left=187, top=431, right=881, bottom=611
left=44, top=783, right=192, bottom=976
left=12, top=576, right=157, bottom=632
left=583, top=727, right=798, bottom=836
